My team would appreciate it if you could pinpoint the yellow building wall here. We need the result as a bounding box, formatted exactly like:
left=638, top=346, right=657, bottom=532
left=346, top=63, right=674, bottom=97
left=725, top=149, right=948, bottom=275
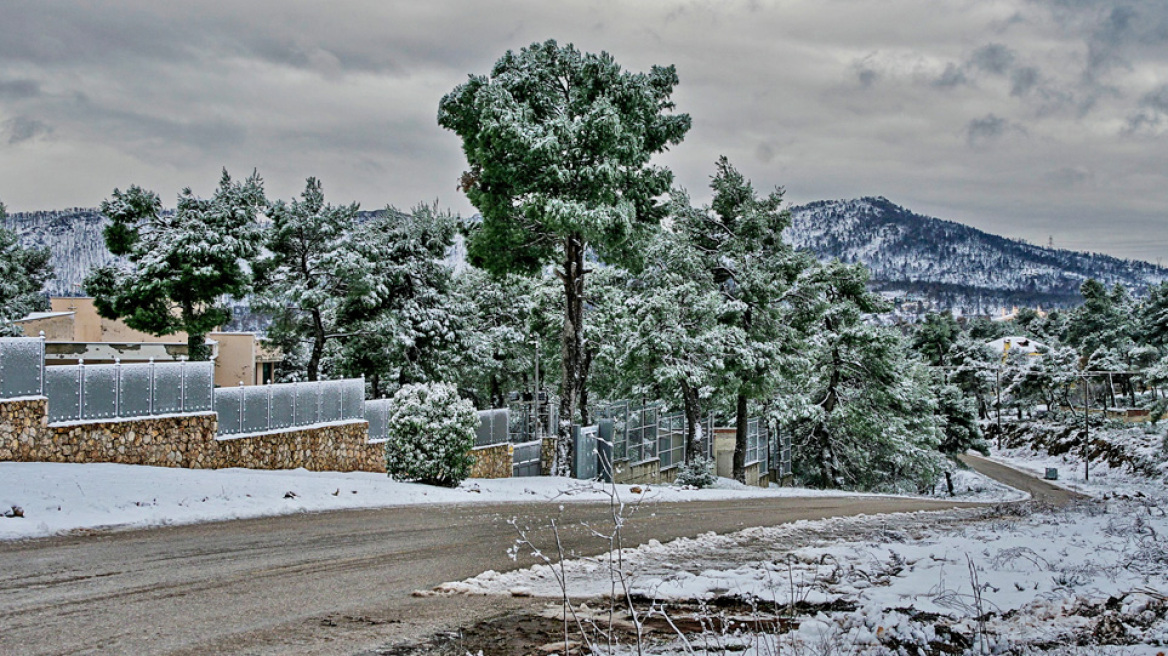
left=15, top=315, right=75, bottom=341
left=210, top=333, right=257, bottom=388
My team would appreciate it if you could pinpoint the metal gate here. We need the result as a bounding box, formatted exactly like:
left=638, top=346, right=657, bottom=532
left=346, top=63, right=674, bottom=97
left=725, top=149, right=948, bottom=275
left=572, top=425, right=599, bottom=480
left=512, top=440, right=542, bottom=477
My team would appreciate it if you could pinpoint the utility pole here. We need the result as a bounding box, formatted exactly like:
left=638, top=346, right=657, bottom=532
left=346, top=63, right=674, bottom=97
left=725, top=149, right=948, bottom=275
left=995, top=368, right=1003, bottom=450
left=533, top=335, right=541, bottom=441
left=1082, top=374, right=1090, bottom=482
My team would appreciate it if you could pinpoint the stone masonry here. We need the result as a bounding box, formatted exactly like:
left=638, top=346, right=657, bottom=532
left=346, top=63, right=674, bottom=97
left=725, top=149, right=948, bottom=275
left=469, top=443, right=513, bottom=479
left=1, top=396, right=384, bottom=473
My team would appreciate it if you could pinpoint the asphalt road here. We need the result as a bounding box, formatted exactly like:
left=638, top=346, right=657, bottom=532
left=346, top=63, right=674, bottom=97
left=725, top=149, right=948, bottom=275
left=0, top=458, right=1065, bottom=656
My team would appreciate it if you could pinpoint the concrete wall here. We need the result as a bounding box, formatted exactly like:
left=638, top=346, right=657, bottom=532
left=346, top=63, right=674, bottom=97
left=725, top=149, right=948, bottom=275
left=1, top=397, right=383, bottom=473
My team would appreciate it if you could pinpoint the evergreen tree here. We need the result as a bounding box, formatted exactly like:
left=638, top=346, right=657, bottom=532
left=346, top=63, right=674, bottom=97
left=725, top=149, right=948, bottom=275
left=1141, top=282, right=1168, bottom=350
left=332, top=204, right=461, bottom=398
left=84, top=171, right=266, bottom=360
left=254, top=178, right=363, bottom=381
left=673, top=158, right=805, bottom=481
left=453, top=269, right=538, bottom=409
left=438, top=40, right=691, bottom=474
left=784, top=261, right=944, bottom=491
left=603, top=228, right=733, bottom=462
left=911, top=311, right=960, bottom=366
left=935, top=384, right=987, bottom=455
left=0, top=199, right=53, bottom=335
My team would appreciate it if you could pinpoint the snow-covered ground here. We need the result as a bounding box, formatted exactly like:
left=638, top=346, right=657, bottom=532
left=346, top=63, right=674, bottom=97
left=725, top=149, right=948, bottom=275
left=438, top=495, right=1168, bottom=653
left=428, top=439, right=1168, bottom=654
left=0, top=461, right=1018, bottom=541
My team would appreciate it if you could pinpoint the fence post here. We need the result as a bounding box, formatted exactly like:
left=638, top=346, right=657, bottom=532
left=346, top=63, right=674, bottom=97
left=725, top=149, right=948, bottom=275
left=179, top=356, right=186, bottom=413
left=292, top=381, right=297, bottom=427
left=77, top=358, right=85, bottom=422
left=114, top=357, right=121, bottom=418
left=38, top=331, right=46, bottom=396
left=149, top=358, right=155, bottom=415
left=267, top=380, right=273, bottom=432
left=238, top=381, right=245, bottom=432
left=316, top=378, right=323, bottom=424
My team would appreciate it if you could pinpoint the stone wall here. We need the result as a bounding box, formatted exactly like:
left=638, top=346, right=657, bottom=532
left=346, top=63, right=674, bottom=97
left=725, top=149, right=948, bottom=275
left=1, top=396, right=383, bottom=473
left=0, top=397, right=48, bottom=462
left=215, top=423, right=383, bottom=473
left=469, top=443, right=513, bottom=479
left=541, top=437, right=557, bottom=476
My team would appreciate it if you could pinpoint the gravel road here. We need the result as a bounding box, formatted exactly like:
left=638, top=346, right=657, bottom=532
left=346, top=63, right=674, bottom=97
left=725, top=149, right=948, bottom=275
left=0, top=460, right=1049, bottom=656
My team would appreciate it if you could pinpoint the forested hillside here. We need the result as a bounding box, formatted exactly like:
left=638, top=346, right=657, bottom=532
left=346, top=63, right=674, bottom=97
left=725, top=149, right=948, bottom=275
left=787, top=197, right=1168, bottom=313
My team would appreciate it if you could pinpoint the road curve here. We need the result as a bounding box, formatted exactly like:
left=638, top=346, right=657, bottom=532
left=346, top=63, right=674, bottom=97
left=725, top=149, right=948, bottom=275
left=0, top=492, right=993, bottom=656
left=958, top=453, right=1087, bottom=506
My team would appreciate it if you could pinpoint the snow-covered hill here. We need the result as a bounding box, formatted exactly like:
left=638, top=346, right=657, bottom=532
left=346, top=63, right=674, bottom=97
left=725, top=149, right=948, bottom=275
left=786, top=197, right=1168, bottom=314
left=8, top=199, right=1167, bottom=314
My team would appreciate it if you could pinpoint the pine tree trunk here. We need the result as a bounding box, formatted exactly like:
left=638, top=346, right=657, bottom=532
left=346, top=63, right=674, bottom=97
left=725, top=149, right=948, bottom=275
left=307, top=309, right=325, bottom=382
left=732, top=392, right=748, bottom=483
left=187, top=331, right=211, bottom=362
left=556, top=234, right=586, bottom=477
left=681, top=380, right=702, bottom=464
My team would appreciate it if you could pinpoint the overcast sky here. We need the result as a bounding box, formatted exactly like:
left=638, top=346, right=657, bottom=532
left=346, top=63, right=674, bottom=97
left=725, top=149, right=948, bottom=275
left=1, top=0, right=1165, bottom=262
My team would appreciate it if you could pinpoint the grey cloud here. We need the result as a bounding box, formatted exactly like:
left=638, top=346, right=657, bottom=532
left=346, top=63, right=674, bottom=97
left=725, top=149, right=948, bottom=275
left=932, top=63, right=968, bottom=89
left=1124, top=84, right=1168, bottom=133
left=969, top=43, right=1015, bottom=75
left=1045, top=166, right=1094, bottom=187
left=0, top=79, right=42, bottom=100
left=754, top=142, right=775, bottom=163
left=1010, top=66, right=1040, bottom=97
left=856, top=67, right=878, bottom=88
left=966, top=114, right=1023, bottom=146
left=4, top=116, right=52, bottom=145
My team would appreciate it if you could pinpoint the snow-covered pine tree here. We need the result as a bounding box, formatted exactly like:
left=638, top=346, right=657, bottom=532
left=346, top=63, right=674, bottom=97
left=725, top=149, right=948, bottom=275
left=605, top=227, right=733, bottom=463
left=253, top=178, right=363, bottom=382
left=672, top=157, right=806, bottom=482
left=0, top=199, right=53, bottom=335
left=785, top=261, right=944, bottom=491
left=83, top=171, right=266, bottom=360
left=452, top=269, right=538, bottom=409
left=332, top=203, right=461, bottom=398
left=438, top=40, right=691, bottom=475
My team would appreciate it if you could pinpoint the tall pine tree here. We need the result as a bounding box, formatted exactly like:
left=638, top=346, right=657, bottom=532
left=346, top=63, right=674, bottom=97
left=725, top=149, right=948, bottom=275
left=438, top=40, right=691, bottom=473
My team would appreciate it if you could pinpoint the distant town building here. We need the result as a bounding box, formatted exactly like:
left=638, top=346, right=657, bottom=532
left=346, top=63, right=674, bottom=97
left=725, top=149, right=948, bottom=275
left=13, top=298, right=280, bottom=387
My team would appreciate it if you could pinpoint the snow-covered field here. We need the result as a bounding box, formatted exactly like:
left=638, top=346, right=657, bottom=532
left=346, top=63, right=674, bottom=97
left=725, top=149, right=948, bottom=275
left=429, top=437, right=1168, bottom=654
left=438, top=494, right=1168, bottom=653
left=0, top=461, right=1019, bottom=541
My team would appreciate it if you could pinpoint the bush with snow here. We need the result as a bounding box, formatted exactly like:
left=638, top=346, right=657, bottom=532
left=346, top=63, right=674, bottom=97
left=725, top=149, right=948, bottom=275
left=385, top=382, right=478, bottom=487
left=673, top=456, right=717, bottom=489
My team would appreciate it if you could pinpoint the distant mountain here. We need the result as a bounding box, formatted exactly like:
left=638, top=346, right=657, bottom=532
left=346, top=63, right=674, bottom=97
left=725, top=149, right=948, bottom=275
left=786, top=197, right=1168, bottom=315
left=7, top=199, right=1167, bottom=316
left=2, top=207, right=463, bottom=299
left=3, top=208, right=113, bottom=297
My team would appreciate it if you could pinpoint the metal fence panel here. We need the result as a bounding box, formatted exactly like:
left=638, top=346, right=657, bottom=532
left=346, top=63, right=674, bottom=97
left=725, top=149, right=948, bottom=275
left=365, top=399, right=391, bottom=442
left=295, top=383, right=319, bottom=426
left=658, top=413, right=685, bottom=470
left=183, top=363, right=213, bottom=412
left=44, top=366, right=81, bottom=423
left=475, top=408, right=509, bottom=447
left=269, top=384, right=295, bottom=429
left=81, top=365, right=118, bottom=421
left=117, top=364, right=153, bottom=417
left=151, top=363, right=184, bottom=414
left=215, top=386, right=242, bottom=435
left=242, top=386, right=270, bottom=433
left=342, top=378, right=364, bottom=420
left=0, top=337, right=44, bottom=399
left=320, top=382, right=343, bottom=423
